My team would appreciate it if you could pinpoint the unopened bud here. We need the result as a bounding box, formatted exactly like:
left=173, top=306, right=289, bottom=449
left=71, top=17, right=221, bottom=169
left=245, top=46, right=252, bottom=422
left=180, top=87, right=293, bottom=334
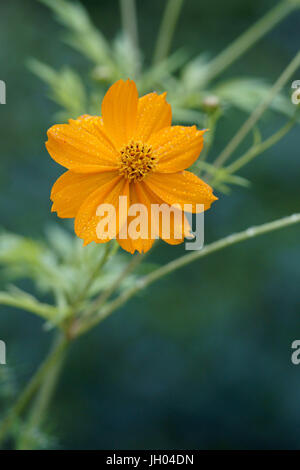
left=202, top=95, right=220, bottom=112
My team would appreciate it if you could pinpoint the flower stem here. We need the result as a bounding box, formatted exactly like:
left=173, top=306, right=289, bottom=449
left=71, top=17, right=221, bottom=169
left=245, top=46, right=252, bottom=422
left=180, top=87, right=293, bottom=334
left=226, top=116, right=298, bottom=174
left=81, top=252, right=144, bottom=320
left=70, top=241, right=117, bottom=311
left=0, top=334, right=69, bottom=447
left=195, top=109, right=222, bottom=170
left=153, top=0, right=185, bottom=64
left=3, top=211, right=299, bottom=444
left=77, top=213, right=300, bottom=336
left=211, top=50, right=300, bottom=170
left=7, top=213, right=299, bottom=445
left=202, top=0, right=297, bottom=84
left=0, top=241, right=121, bottom=447
left=16, top=333, right=67, bottom=450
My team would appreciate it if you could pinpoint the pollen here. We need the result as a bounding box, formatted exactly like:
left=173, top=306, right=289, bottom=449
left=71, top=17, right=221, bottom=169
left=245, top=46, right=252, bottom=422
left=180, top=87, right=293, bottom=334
left=118, top=140, right=158, bottom=182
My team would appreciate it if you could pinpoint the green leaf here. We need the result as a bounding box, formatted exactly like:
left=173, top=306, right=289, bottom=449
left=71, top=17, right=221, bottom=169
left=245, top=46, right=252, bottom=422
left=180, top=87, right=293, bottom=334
left=28, top=59, right=87, bottom=118
left=0, top=287, right=61, bottom=320
left=180, top=53, right=211, bottom=90
left=39, top=0, right=111, bottom=65
left=214, top=78, right=295, bottom=118
left=194, top=162, right=250, bottom=194
left=138, top=49, right=187, bottom=93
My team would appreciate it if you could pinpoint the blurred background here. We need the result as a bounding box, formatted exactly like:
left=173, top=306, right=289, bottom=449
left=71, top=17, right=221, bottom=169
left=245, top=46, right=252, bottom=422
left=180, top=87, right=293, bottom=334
left=0, top=0, right=299, bottom=449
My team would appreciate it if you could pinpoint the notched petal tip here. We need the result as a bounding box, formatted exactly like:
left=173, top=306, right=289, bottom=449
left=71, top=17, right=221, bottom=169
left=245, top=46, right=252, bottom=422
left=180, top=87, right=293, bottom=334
left=150, top=125, right=205, bottom=173
left=135, top=91, right=172, bottom=142
left=145, top=170, right=217, bottom=213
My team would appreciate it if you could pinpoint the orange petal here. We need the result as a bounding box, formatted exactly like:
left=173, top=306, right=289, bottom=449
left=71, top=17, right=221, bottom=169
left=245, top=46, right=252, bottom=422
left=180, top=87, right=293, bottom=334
left=68, top=115, right=114, bottom=147
left=134, top=92, right=172, bottom=142
left=51, top=170, right=118, bottom=218
left=46, top=116, right=118, bottom=173
left=102, top=79, right=138, bottom=150
left=138, top=183, right=192, bottom=246
left=117, top=183, right=156, bottom=254
left=149, top=126, right=206, bottom=173
left=74, top=176, right=129, bottom=245
left=144, top=171, right=217, bottom=213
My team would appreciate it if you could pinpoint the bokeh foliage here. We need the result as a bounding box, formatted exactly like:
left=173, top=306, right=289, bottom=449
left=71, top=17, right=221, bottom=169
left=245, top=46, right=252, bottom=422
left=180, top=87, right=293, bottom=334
left=0, top=0, right=299, bottom=450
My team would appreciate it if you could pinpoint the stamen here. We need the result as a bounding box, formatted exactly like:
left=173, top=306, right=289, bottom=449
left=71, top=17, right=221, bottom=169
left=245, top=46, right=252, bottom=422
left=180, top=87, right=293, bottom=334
left=118, top=140, right=158, bottom=182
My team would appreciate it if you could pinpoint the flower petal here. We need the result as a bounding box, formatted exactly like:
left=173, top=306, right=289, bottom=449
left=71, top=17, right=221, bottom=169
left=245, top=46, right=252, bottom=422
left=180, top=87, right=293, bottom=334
left=51, top=170, right=118, bottom=218
left=46, top=116, right=118, bottom=173
left=138, top=183, right=192, bottom=246
left=69, top=115, right=115, bottom=148
left=144, top=171, right=217, bottom=212
left=74, top=176, right=129, bottom=245
left=117, top=183, right=155, bottom=254
left=149, top=126, right=206, bottom=173
left=134, top=92, right=172, bottom=142
left=118, top=180, right=192, bottom=252
left=102, top=79, right=138, bottom=149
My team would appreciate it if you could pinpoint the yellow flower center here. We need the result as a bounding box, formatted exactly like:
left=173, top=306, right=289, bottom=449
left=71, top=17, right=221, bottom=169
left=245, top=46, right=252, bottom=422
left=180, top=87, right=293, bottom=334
left=118, top=140, right=158, bottom=182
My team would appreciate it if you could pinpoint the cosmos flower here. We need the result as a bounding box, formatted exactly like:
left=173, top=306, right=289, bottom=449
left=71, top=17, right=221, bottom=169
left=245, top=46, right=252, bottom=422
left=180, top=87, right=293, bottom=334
left=46, top=79, right=217, bottom=253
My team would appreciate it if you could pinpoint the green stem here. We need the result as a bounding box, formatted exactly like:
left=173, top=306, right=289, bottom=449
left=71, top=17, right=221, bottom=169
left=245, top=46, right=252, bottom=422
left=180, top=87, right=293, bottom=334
left=16, top=333, right=67, bottom=450
left=77, top=213, right=300, bottom=336
left=202, top=0, right=297, bottom=84
left=3, top=213, right=300, bottom=445
left=6, top=212, right=299, bottom=445
left=153, top=0, right=185, bottom=64
left=0, top=334, right=69, bottom=447
left=226, top=117, right=297, bottom=174
left=119, top=0, right=139, bottom=52
left=80, top=252, right=144, bottom=320
left=196, top=109, right=222, bottom=169
left=0, top=293, right=60, bottom=321
left=211, top=50, right=300, bottom=170
left=70, top=241, right=117, bottom=311
left=0, top=243, right=118, bottom=448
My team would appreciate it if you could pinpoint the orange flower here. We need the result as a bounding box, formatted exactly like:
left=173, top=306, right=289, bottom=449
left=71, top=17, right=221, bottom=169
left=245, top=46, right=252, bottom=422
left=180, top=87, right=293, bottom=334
left=46, top=79, right=217, bottom=254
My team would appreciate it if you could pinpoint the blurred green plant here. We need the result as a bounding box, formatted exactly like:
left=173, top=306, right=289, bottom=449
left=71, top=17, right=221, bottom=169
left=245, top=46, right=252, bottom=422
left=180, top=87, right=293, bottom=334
left=0, top=0, right=300, bottom=450
left=29, top=0, right=300, bottom=190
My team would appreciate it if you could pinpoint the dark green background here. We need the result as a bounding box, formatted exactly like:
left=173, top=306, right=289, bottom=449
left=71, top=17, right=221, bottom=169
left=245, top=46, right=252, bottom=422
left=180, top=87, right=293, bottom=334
left=0, top=0, right=299, bottom=449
